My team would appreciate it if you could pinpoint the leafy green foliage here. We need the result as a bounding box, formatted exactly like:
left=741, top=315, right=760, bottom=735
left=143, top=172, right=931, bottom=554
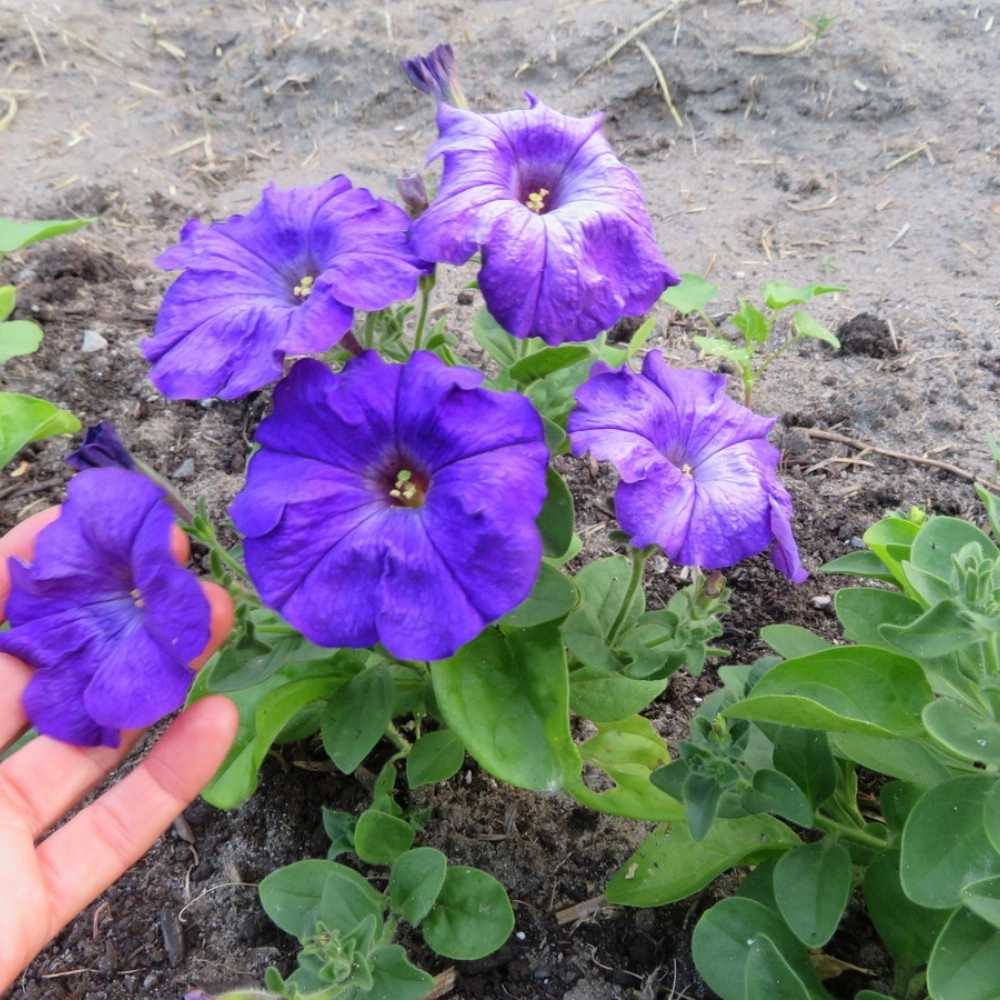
left=663, top=273, right=847, bottom=404
left=619, top=491, right=1000, bottom=999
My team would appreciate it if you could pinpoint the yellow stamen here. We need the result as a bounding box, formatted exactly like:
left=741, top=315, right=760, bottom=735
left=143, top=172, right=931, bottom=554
left=525, top=188, right=549, bottom=213
left=681, top=463, right=693, bottom=478
left=293, top=274, right=315, bottom=298
left=130, top=587, right=145, bottom=608
left=389, top=469, right=419, bottom=503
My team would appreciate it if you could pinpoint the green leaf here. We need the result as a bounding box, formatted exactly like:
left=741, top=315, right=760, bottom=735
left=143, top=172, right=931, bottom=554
left=731, top=299, right=770, bottom=344
left=692, top=897, right=833, bottom=1000
left=0, top=286, right=14, bottom=322
left=791, top=310, right=840, bottom=347
left=258, top=859, right=384, bottom=939
left=865, top=848, right=949, bottom=974
left=575, top=555, right=645, bottom=633
left=625, top=313, right=657, bottom=362
left=509, top=344, right=593, bottom=384
left=0, top=392, right=80, bottom=466
left=773, top=839, right=851, bottom=947
left=661, top=272, right=719, bottom=314
left=389, top=848, right=448, bottom=927
left=353, top=809, right=415, bottom=865
left=834, top=588, right=923, bottom=648
left=901, top=776, right=1000, bottom=909
left=421, top=866, right=514, bottom=960
left=0, top=216, right=94, bottom=254
left=569, top=665, right=666, bottom=723
left=975, top=484, right=1000, bottom=541
left=536, top=466, right=576, bottom=560
left=472, top=306, right=520, bottom=368
left=571, top=715, right=681, bottom=821
left=771, top=728, right=837, bottom=809
left=926, top=908, right=1000, bottom=1000
left=923, top=699, right=1000, bottom=764
left=431, top=624, right=581, bottom=790
left=321, top=664, right=395, bottom=774
left=190, top=659, right=351, bottom=808
left=317, top=863, right=388, bottom=935
left=725, top=646, right=932, bottom=738
left=322, top=808, right=356, bottom=860
left=832, top=731, right=952, bottom=787
left=406, top=729, right=465, bottom=788
left=881, top=599, right=982, bottom=659
left=910, top=517, right=999, bottom=580
left=743, top=769, right=815, bottom=827
left=562, top=606, right=623, bottom=673
left=961, top=876, right=1000, bottom=930
left=863, top=517, right=921, bottom=593
left=683, top=771, right=726, bottom=841
left=985, top=782, right=1000, bottom=857
left=692, top=335, right=752, bottom=364
left=606, top=815, right=799, bottom=907
left=821, top=549, right=899, bottom=582
left=0, top=319, right=43, bottom=361
left=744, top=934, right=818, bottom=1000
left=761, top=623, right=831, bottom=659
left=368, top=944, right=435, bottom=1000
left=761, top=280, right=847, bottom=310
left=499, top=560, right=577, bottom=629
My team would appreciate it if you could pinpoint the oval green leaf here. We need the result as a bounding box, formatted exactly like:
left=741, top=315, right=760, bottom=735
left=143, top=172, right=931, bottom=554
left=421, top=866, right=514, bottom=960
left=926, top=907, right=1000, bottom=1000
left=773, top=839, right=851, bottom=947
left=389, top=847, right=448, bottom=927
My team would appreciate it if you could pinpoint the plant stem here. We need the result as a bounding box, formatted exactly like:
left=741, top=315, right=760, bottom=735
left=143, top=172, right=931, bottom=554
left=411, top=273, right=435, bottom=352
left=607, top=547, right=651, bottom=645
left=384, top=720, right=412, bottom=756
left=814, top=814, right=887, bottom=850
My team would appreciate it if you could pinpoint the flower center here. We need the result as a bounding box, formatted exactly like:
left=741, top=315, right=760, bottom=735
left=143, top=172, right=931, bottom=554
left=293, top=274, right=315, bottom=299
left=387, top=467, right=429, bottom=508
left=130, top=587, right=145, bottom=609
left=681, top=463, right=693, bottom=478
left=525, top=188, right=550, bottom=213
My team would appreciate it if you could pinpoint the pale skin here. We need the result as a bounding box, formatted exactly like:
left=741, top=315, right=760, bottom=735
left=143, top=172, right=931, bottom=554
left=0, top=508, right=238, bottom=991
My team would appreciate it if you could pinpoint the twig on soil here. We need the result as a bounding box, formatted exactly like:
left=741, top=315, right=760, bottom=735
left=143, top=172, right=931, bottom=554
left=634, top=38, right=684, bottom=127
left=886, top=222, right=911, bottom=249
left=574, top=2, right=691, bottom=83
left=0, top=93, right=16, bottom=133
left=424, top=968, right=457, bottom=999
left=23, top=15, right=46, bottom=65
left=38, top=15, right=123, bottom=67
left=555, top=894, right=608, bottom=924
left=735, top=35, right=814, bottom=57
left=802, top=428, right=1000, bottom=493
left=884, top=142, right=931, bottom=170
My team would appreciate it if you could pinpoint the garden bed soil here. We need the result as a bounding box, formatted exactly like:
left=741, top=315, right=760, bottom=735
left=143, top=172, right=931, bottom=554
left=1, top=1, right=998, bottom=997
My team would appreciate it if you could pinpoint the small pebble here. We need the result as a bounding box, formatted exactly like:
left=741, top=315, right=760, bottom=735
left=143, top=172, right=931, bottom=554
left=171, top=457, right=195, bottom=480
left=81, top=329, right=108, bottom=352
left=811, top=595, right=832, bottom=608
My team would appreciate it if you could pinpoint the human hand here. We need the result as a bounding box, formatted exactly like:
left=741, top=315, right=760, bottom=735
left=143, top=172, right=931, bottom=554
left=0, top=508, right=237, bottom=990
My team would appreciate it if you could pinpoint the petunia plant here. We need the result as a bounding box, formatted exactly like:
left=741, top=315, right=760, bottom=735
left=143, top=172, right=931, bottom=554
left=0, top=216, right=90, bottom=466
left=0, top=44, right=886, bottom=1000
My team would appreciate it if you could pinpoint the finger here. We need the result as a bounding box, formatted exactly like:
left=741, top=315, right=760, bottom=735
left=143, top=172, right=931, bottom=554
left=35, top=695, right=238, bottom=948
left=192, top=581, right=235, bottom=670
left=0, top=580, right=234, bottom=834
left=0, top=507, right=61, bottom=615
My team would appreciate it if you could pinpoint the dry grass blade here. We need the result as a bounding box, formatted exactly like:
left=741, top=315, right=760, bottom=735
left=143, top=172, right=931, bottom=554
left=635, top=38, right=684, bottom=127
left=39, top=15, right=122, bottom=67
left=0, top=93, right=17, bottom=133
left=735, top=35, right=814, bottom=57
left=574, top=2, right=691, bottom=83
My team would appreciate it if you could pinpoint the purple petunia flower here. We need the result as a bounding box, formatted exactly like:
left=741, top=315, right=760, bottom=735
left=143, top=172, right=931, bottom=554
left=567, top=351, right=808, bottom=581
left=66, top=421, right=136, bottom=472
left=0, top=468, right=210, bottom=747
left=409, top=94, right=680, bottom=345
left=143, top=175, right=426, bottom=400
left=230, top=351, right=550, bottom=660
left=401, top=42, right=466, bottom=108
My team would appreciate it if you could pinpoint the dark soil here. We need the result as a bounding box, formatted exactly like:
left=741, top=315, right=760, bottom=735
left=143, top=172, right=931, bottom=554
left=2, top=1, right=998, bottom=997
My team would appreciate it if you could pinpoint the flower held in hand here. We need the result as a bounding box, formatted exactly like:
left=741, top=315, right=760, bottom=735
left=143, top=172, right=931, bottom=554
left=0, top=468, right=211, bottom=747
left=230, top=351, right=550, bottom=660
left=143, top=175, right=425, bottom=400
left=568, top=351, right=807, bottom=580
left=410, top=94, right=679, bottom=344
